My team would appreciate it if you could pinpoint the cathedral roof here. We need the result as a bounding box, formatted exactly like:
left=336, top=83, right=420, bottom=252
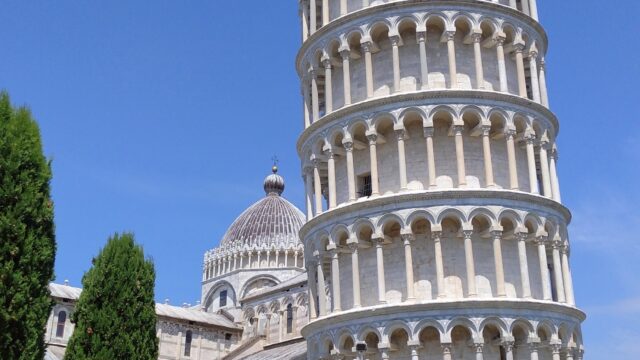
left=217, top=167, right=305, bottom=254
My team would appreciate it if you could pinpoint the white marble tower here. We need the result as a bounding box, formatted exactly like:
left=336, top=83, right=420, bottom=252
left=296, top=0, right=585, bottom=359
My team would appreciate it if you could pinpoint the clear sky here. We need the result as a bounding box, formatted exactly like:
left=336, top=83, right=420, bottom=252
left=0, top=1, right=638, bottom=358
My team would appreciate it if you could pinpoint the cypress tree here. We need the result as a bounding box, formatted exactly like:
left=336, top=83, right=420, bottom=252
left=0, top=92, right=57, bottom=359
left=64, top=233, right=158, bottom=360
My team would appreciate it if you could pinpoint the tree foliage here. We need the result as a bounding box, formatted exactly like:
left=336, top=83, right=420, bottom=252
left=64, top=233, right=158, bottom=360
left=0, top=91, right=56, bottom=359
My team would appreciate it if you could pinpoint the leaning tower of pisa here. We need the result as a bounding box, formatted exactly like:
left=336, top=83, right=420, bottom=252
left=296, top=0, right=584, bottom=359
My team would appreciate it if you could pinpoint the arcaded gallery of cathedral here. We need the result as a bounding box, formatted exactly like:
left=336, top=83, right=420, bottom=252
left=45, top=0, right=585, bottom=359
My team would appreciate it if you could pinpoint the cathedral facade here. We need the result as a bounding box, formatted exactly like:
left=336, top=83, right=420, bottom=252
left=46, top=1, right=585, bottom=359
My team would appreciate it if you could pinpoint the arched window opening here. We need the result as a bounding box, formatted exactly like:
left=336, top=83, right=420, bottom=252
left=220, top=290, right=228, bottom=307
left=56, top=311, right=67, bottom=338
left=286, top=304, right=293, bottom=333
left=184, top=330, right=193, bottom=356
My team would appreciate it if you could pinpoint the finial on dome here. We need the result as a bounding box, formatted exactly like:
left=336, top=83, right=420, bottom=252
left=264, top=159, right=285, bottom=196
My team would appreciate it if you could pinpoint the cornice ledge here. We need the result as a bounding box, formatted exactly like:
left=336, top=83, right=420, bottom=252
left=299, top=190, right=571, bottom=239
left=296, top=0, right=548, bottom=75
left=297, top=90, right=558, bottom=154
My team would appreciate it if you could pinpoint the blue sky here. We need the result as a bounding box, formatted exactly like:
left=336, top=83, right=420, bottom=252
left=0, top=1, right=638, bottom=358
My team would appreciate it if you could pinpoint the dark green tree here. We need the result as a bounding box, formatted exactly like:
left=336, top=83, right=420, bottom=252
left=0, top=92, right=56, bottom=359
left=64, top=233, right=158, bottom=360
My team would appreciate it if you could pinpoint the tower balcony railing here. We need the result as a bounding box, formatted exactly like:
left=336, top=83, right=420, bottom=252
left=300, top=0, right=540, bottom=42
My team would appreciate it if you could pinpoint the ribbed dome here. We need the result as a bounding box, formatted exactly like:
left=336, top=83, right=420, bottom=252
left=219, top=171, right=305, bottom=252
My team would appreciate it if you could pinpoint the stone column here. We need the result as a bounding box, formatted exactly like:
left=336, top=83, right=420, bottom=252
left=308, top=263, right=318, bottom=319
left=442, top=344, right=453, bottom=360
left=374, top=237, right=387, bottom=304
left=340, top=49, right=352, bottom=106
left=539, top=59, right=549, bottom=107
left=505, top=130, right=519, bottom=190
left=552, top=241, right=566, bottom=303
left=453, top=125, right=467, bottom=188
left=301, top=1, right=309, bottom=42
left=265, top=314, right=272, bottom=343
left=433, top=231, right=446, bottom=298
left=233, top=254, right=238, bottom=270
left=313, top=158, right=323, bottom=215
left=327, top=149, right=337, bottom=209
left=551, top=344, right=562, bottom=360
left=525, top=135, right=540, bottom=194
left=396, top=128, right=408, bottom=190
left=340, top=0, right=347, bottom=16
left=481, top=125, right=495, bottom=187
left=303, top=81, right=311, bottom=128
left=504, top=341, right=515, bottom=360
left=266, top=251, right=271, bottom=267
left=343, top=141, right=356, bottom=201
left=463, top=230, right=478, bottom=297
left=536, top=237, right=552, bottom=300
left=322, top=0, right=329, bottom=26
left=310, top=69, right=320, bottom=122
left=539, top=139, right=552, bottom=198
left=424, top=127, right=437, bottom=189
left=496, top=37, right=508, bottom=92
left=410, top=345, right=421, bottom=360
left=294, top=250, right=299, bottom=268
left=391, top=35, right=401, bottom=93
left=310, top=0, right=317, bottom=35
left=305, top=169, right=314, bottom=220
left=402, top=234, right=416, bottom=301
left=509, top=0, right=517, bottom=9
left=367, top=133, right=380, bottom=195
left=284, top=250, right=289, bottom=267
left=444, top=31, right=458, bottom=89
left=566, top=347, right=575, bottom=360
left=323, top=59, right=333, bottom=114
left=561, top=245, right=576, bottom=306
left=550, top=146, right=562, bottom=202
left=516, top=233, right=532, bottom=298
left=529, top=0, right=539, bottom=20
left=278, top=310, right=284, bottom=342
left=474, top=343, right=484, bottom=360
left=329, top=248, right=341, bottom=312
left=362, top=0, right=369, bottom=7
left=349, top=243, right=361, bottom=308
left=257, top=251, right=262, bottom=268
left=472, top=32, right=485, bottom=89
left=362, top=41, right=374, bottom=98
left=514, top=44, right=528, bottom=98
left=417, top=31, right=429, bottom=89
left=529, top=48, right=541, bottom=103
left=380, top=348, right=390, bottom=360
left=521, top=0, right=531, bottom=16
left=529, top=343, right=540, bottom=360
left=316, top=256, right=328, bottom=316
left=492, top=231, right=507, bottom=297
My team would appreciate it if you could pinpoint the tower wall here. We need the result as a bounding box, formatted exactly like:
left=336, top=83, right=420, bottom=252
left=297, top=1, right=584, bottom=359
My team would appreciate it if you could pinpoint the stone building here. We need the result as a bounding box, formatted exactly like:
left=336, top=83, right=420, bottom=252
left=295, top=0, right=585, bottom=359
left=45, top=1, right=586, bottom=359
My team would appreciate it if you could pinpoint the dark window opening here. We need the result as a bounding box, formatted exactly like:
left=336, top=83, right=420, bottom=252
left=184, top=330, right=192, bottom=356
left=220, top=290, right=228, bottom=307
left=358, top=174, right=372, bottom=197
left=225, top=333, right=232, bottom=341
left=56, top=311, right=67, bottom=338
left=286, top=304, right=293, bottom=334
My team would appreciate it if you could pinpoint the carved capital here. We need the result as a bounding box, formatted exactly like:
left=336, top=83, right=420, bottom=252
left=401, top=233, right=415, bottom=244
left=395, top=128, right=406, bottom=140
left=462, top=230, right=474, bottom=239
left=390, top=35, right=401, bottom=47
left=416, top=31, right=426, bottom=42
left=441, top=344, right=453, bottom=354
left=322, top=58, right=332, bottom=69
left=502, top=341, right=515, bottom=352
left=361, top=41, right=372, bottom=53
left=473, top=343, right=484, bottom=353
left=471, top=32, right=483, bottom=43
left=431, top=231, right=443, bottom=242
left=515, top=232, right=529, bottom=242
left=550, top=343, right=562, bottom=354
left=342, top=140, right=354, bottom=152
left=366, top=133, right=378, bottom=145
left=339, top=48, right=351, bottom=60
left=443, top=30, right=456, bottom=42
left=423, top=127, right=434, bottom=138
left=490, top=230, right=503, bottom=239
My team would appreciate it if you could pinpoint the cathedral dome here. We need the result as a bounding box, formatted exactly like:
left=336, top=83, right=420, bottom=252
left=219, top=168, right=305, bottom=253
